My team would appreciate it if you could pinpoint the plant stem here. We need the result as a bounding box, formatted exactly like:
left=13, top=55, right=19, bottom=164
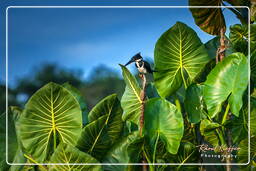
left=24, top=154, right=48, bottom=171
left=139, top=74, right=147, bottom=170
left=153, top=132, right=160, bottom=164
left=216, top=129, right=226, bottom=146
left=174, top=95, right=182, bottom=112
left=139, top=74, right=146, bottom=136
left=142, top=146, right=154, bottom=171
left=222, top=104, right=230, bottom=125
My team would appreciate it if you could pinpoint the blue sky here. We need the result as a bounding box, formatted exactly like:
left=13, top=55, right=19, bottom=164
left=0, top=0, right=241, bottom=87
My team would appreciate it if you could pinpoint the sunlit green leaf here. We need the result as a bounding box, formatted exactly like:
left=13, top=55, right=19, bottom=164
left=76, top=94, right=123, bottom=160
left=119, top=64, right=142, bottom=125
left=19, top=82, right=83, bottom=162
left=154, top=22, right=210, bottom=98
left=144, top=98, right=184, bottom=154
left=62, top=83, right=89, bottom=126
left=49, top=143, right=102, bottom=171
left=203, top=53, right=248, bottom=118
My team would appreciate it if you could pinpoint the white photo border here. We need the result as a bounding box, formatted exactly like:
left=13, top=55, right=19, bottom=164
left=5, top=5, right=251, bottom=166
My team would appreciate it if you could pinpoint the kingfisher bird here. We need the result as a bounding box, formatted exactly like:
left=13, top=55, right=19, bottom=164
left=125, top=53, right=155, bottom=74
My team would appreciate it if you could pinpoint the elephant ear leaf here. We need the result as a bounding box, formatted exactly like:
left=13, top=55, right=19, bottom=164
left=119, top=64, right=142, bottom=125
left=203, top=53, right=248, bottom=118
left=189, top=0, right=225, bottom=35
left=49, top=143, right=102, bottom=171
left=19, top=82, right=83, bottom=162
left=103, top=131, right=141, bottom=171
left=200, top=119, right=221, bottom=147
left=184, top=84, right=206, bottom=124
left=154, top=22, right=210, bottom=98
left=62, top=82, right=89, bottom=126
left=76, top=94, right=123, bottom=160
left=144, top=98, right=184, bottom=154
left=229, top=24, right=256, bottom=55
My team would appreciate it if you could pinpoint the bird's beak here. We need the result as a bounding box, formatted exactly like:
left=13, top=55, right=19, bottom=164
left=125, top=59, right=134, bottom=66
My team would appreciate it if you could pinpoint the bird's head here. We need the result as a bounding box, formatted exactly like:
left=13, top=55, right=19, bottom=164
left=125, top=52, right=143, bottom=66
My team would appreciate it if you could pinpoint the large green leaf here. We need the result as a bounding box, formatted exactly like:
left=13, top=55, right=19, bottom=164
left=154, top=22, right=210, bottom=98
left=251, top=96, right=256, bottom=137
left=166, top=142, right=199, bottom=170
left=49, top=143, right=102, bottom=171
left=103, top=131, right=141, bottom=171
left=0, top=110, right=18, bottom=170
left=184, top=84, right=206, bottom=124
left=229, top=24, right=256, bottom=55
left=225, top=105, right=248, bottom=144
left=189, top=0, right=225, bottom=35
left=237, top=137, right=255, bottom=166
left=144, top=98, right=184, bottom=154
left=200, top=119, right=221, bottom=147
left=203, top=53, right=248, bottom=118
left=119, top=64, right=142, bottom=125
left=19, top=82, right=83, bottom=162
left=62, top=83, right=89, bottom=126
left=76, top=94, right=123, bottom=160
left=251, top=49, right=256, bottom=81
left=0, top=110, right=18, bottom=163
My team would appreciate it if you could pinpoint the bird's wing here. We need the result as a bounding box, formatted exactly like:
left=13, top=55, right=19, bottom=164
left=143, top=60, right=154, bottom=73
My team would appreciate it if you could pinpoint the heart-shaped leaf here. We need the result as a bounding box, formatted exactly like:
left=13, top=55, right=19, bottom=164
left=76, top=94, right=123, bottom=160
left=189, top=0, right=226, bottom=35
left=203, top=53, right=248, bottom=118
left=251, top=49, right=256, bottom=82
left=166, top=142, right=199, bottom=169
left=119, top=64, right=142, bottom=125
left=144, top=98, right=184, bottom=154
left=200, top=119, right=221, bottom=147
left=237, top=137, right=254, bottom=165
left=154, top=22, right=210, bottom=98
left=230, top=24, right=256, bottom=55
left=103, top=131, right=141, bottom=171
left=49, top=143, right=102, bottom=171
left=19, top=82, right=83, bottom=162
left=184, top=84, right=206, bottom=124
left=62, top=83, right=89, bottom=126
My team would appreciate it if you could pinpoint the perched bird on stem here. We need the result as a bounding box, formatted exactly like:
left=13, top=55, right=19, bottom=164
left=125, top=52, right=155, bottom=74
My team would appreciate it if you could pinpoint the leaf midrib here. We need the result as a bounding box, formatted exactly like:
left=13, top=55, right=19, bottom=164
left=88, top=103, right=114, bottom=153
left=126, top=74, right=142, bottom=104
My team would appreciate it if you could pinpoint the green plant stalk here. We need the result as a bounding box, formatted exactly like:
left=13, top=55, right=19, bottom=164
left=216, top=129, right=226, bottom=146
left=174, top=95, right=182, bottom=112
left=142, top=146, right=154, bottom=171
left=153, top=132, right=160, bottom=164
left=222, top=104, right=230, bottom=125
left=24, top=154, right=48, bottom=171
